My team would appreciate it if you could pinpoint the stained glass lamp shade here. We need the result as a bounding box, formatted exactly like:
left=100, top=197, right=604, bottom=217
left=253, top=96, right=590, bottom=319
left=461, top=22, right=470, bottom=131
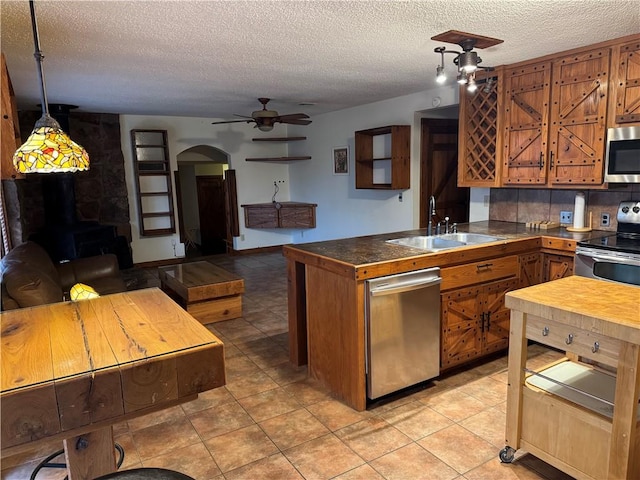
left=13, top=114, right=90, bottom=173
left=12, top=0, right=89, bottom=174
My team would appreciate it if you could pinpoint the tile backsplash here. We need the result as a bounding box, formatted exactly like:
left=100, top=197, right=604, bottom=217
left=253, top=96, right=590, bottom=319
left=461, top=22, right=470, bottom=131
left=489, top=186, right=640, bottom=231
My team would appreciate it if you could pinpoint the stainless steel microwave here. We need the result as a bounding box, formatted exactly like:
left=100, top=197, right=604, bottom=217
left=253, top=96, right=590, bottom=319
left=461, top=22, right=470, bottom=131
left=605, top=126, right=640, bottom=183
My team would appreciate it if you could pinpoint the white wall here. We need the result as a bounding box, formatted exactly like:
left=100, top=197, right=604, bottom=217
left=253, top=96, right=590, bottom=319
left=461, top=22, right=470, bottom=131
left=120, top=84, right=492, bottom=263
left=286, top=85, right=461, bottom=244
left=120, top=115, right=295, bottom=263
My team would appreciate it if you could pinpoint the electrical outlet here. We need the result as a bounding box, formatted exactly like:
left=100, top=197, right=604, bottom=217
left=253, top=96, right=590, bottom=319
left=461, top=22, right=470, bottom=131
left=601, top=212, right=611, bottom=227
left=560, top=211, right=573, bottom=224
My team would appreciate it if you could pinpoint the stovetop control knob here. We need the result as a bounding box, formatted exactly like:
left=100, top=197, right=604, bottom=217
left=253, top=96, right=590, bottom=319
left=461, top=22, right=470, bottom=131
left=633, top=206, right=640, bottom=214
left=622, top=206, right=630, bottom=214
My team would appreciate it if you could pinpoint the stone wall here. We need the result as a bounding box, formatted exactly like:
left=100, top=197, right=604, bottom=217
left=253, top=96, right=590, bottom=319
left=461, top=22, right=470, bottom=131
left=7, top=110, right=131, bottom=243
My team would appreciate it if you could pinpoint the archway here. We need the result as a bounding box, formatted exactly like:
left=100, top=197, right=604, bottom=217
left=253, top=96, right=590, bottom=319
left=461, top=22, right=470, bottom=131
left=176, top=145, right=230, bottom=256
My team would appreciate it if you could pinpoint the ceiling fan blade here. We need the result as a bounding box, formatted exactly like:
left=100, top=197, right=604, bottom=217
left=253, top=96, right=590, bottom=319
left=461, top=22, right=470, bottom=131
left=277, top=113, right=310, bottom=121
left=279, top=118, right=312, bottom=125
left=211, top=119, right=254, bottom=125
left=233, top=114, right=254, bottom=119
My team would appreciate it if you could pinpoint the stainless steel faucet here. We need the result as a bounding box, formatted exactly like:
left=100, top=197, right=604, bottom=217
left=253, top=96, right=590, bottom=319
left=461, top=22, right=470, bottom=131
left=427, top=195, right=436, bottom=236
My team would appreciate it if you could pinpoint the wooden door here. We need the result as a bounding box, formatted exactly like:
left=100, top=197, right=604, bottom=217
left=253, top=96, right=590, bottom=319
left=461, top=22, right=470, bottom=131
left=420, top=118, right=469, bottom=228
left=611, top=39, right=640, bottom=125
left=502, top=61, right=551, bottom=186
left=548, top=48, right=610, bottom=185
left=482, top=278, right=519, bottom=355
left=197, top=176, right=227, bottom=255
left=441, top=285, right=483, bottom=369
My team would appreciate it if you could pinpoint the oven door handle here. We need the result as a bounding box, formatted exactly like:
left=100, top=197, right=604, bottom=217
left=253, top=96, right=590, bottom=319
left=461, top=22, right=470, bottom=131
left=580, top=252, right=640, bottom=267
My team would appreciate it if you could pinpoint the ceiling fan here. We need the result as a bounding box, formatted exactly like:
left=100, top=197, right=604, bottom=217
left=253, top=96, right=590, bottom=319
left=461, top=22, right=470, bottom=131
left=211, top=98, right=312, bottom=131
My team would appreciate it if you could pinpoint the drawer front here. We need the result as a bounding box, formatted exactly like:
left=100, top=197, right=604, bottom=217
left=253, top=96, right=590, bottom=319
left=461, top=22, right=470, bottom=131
left=526, top=316, right=619, bottom=367
left=441, top=255, right=518, bottom=291
left=540, top=236, right=576, bottom=253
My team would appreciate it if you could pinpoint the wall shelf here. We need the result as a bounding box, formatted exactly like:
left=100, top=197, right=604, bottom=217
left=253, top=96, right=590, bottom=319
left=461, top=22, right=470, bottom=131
left=251, top=137, right=307, bottom=142
left=245, top=156, right=312, bottom=162
left=355, top=125, right=410, bottom=190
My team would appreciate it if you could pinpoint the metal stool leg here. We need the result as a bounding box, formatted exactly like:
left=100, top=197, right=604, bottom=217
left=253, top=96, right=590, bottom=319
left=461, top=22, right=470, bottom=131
left=30, top=443, right=125, bottom=480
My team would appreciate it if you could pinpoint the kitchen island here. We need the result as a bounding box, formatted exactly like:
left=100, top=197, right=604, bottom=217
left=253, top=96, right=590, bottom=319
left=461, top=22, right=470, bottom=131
left=283, top=220, right=608, bottom=411
left=503, top=276, right=640, bottom=479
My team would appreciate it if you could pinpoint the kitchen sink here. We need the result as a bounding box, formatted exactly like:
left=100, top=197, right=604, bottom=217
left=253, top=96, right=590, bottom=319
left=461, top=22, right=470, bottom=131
left=437, top=233, right=505, bottom=244
left=386, top=233, right=505, bottom=252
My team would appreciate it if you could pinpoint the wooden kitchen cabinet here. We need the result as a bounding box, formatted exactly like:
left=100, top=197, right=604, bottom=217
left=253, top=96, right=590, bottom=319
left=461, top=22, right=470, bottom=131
left=518, top=252, right=542, bottom=288
left=242, top=202, right=317, bottom=229
left=457, top=68, right=503, bottom=187
left=502, top=47, right=610, bottom=187
left=1, top=53, right=22, bottom=180
left=542, top=253, right=574, bottom=282
left=355, top=125, right=410, bottom=190
left=609, top=38, right=640, bottom=126
left=440, top=255, right=520, bottom=369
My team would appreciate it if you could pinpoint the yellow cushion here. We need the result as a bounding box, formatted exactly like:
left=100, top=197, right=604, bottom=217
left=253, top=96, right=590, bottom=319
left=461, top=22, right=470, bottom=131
left=70, top=283, right=100, bottom=301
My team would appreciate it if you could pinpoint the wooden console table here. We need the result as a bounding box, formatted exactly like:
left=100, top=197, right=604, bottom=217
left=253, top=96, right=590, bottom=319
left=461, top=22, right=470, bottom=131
left=1, top=288, right=225, bottom=479
left=503, top=276, right=640, bottom=479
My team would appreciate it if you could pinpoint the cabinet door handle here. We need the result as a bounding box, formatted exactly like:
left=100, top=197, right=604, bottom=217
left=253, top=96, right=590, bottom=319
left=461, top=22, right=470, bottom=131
left=486, top=311, right=491, bottom=330
left=549, top=151, right=554, bottom=170
left=592, top=341, right=600, bottom=353
left=476, top=263, right=493, bottom=271
left=542, top=326, right=549, bottom=336
left=539, top=152, right=544, bottom=170
left=565, top=333, right=574, bottom=345
left=480, top=312, right=485, bottom=332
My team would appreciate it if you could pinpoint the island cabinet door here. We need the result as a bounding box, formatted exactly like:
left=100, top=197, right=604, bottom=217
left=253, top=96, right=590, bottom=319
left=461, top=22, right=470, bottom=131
left=441, top=285, right=484, bottom=369
left=482, top=277, right=519, bottom=355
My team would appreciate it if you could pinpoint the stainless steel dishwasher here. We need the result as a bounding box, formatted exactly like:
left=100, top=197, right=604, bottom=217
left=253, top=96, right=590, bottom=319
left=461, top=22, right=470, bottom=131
left=365, top=267, right=441, bottom=400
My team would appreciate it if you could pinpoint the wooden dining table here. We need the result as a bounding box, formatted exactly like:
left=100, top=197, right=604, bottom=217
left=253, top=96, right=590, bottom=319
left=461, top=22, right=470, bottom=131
left=0, top=287, right=225, bottom=479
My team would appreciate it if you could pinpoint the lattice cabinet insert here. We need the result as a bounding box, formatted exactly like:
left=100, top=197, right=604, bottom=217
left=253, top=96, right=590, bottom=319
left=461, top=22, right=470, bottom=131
left=457, top=68, right=502, bottom=187
left=130, top=129, right=176, bottom=236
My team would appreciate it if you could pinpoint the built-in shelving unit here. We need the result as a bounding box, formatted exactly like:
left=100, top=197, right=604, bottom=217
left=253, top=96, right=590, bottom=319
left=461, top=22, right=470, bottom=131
left=355, top=125, right=410, bottom=190
left=130, top=129, right=176, bottom=236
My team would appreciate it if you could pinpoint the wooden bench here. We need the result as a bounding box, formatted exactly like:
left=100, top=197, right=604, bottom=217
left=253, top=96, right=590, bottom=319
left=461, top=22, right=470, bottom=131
left=158, top=261, right=244, bottom=324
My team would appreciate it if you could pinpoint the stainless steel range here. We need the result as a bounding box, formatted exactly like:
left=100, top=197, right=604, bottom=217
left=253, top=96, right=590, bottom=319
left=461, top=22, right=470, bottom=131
left=575, top=201, right=640, bottom=287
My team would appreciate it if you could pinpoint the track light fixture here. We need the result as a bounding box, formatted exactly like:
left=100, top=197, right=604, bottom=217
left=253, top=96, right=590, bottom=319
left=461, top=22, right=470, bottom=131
left=431, top=31, right=502, bottom=94
left=434, top=38, right=494, bottom=93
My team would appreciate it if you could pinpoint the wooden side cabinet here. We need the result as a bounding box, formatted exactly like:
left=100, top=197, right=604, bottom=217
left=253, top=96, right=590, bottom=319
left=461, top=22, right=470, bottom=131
left=610, top=38, right=640, bottom=125
left=242, top=202, right=317, bottom=229
left=1, top=53, right=22, bottom=180
left=355, top=125, right=410, bottom=190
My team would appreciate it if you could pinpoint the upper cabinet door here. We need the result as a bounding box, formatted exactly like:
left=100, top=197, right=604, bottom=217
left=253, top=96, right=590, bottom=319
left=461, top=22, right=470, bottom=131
left=548, top=48, right=610, bottom=186
left=502, top=62, right=551, bottom=186
left=610, top=39, right=640, bottom=126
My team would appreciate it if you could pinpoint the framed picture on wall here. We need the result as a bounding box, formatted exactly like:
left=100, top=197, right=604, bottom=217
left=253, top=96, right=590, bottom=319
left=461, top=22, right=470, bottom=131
left=333, top=146, right=349, bottom=175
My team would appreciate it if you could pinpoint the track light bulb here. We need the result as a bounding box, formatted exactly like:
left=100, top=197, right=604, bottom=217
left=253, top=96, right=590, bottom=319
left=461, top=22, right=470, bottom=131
left=467, top=76, right=478, bottom=93
left=436, top=65, right=446, bottom=84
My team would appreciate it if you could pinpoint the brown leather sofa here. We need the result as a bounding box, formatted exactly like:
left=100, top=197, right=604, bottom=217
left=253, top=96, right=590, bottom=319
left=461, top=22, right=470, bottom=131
left=0, top=241, right=126, bottom=310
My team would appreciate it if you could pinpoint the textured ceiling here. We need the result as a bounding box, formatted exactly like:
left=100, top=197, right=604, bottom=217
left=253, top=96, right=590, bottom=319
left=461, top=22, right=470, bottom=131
left=1, top=1, right=639, bottom=120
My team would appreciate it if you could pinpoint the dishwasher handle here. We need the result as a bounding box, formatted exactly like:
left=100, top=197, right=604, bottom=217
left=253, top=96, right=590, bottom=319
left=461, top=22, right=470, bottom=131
left=369, top=276, right=441, bottom=297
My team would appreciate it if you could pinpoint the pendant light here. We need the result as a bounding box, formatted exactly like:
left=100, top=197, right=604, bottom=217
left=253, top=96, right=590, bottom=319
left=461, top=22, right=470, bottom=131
left=12, top=0, right=89, bottom=174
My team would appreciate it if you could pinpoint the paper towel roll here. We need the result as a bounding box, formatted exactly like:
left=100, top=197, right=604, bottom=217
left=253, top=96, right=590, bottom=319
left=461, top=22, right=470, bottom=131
left=573, top=192, right=585, bottom=228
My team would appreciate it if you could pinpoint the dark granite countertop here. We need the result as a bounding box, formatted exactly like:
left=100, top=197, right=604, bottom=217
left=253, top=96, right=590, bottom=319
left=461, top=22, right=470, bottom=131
left=283, top=221, right=612, bottom=267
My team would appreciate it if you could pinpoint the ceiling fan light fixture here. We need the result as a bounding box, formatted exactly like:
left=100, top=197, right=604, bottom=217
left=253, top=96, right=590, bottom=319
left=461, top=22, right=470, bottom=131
left=257, top=124, right=274, bottom=132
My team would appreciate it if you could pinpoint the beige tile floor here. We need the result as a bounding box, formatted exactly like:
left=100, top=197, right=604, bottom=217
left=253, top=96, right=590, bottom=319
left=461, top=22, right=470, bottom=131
left=1, top=251, right=575, bottom=480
